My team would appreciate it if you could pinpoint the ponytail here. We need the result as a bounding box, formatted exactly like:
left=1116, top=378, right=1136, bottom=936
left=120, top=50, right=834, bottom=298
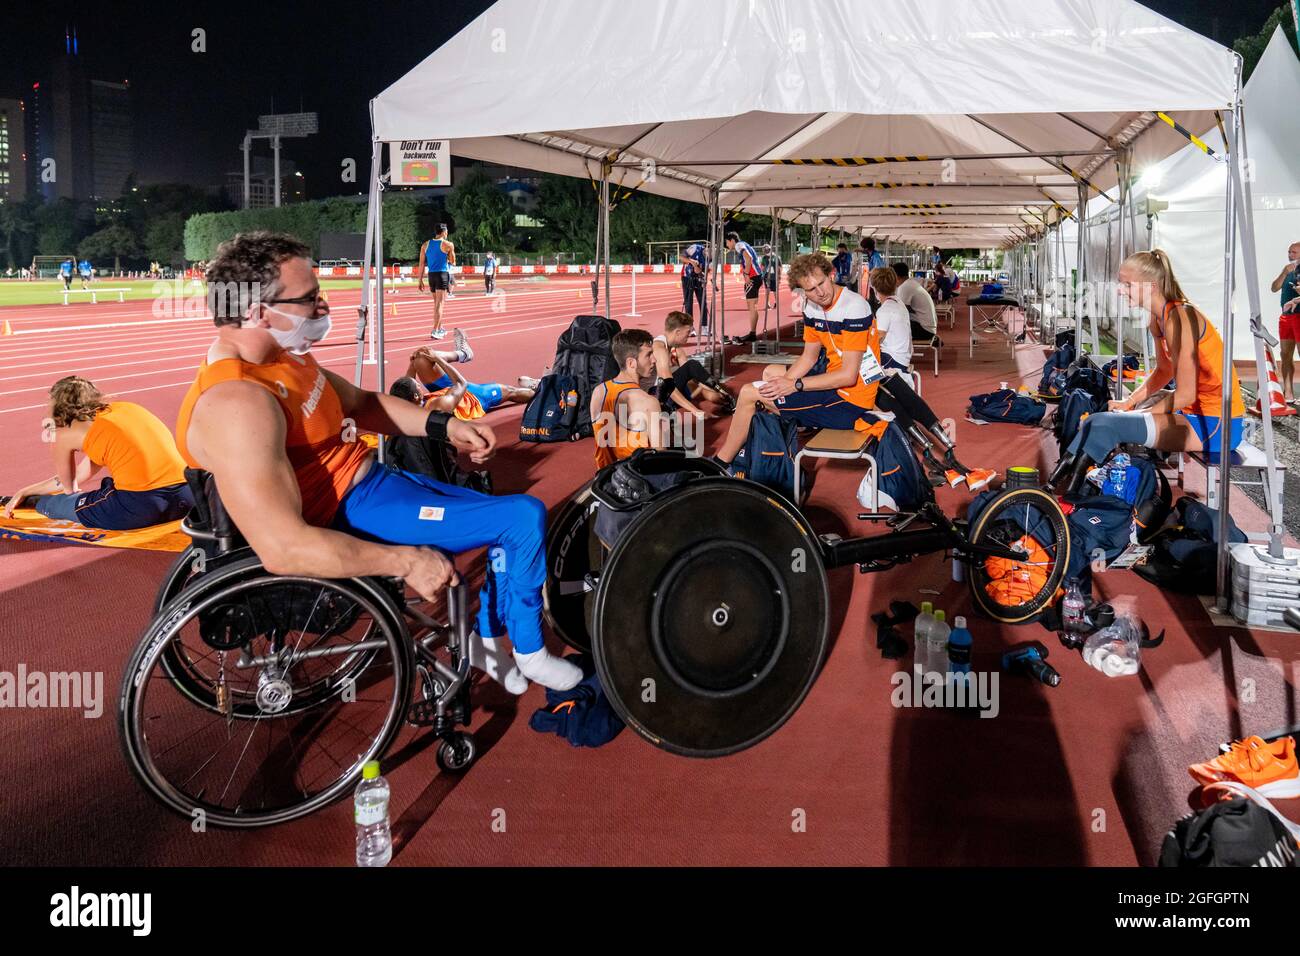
left=1121, top=249, right=1188, bottom=304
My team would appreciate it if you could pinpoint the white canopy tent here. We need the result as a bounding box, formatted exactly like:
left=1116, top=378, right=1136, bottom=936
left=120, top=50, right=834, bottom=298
left=356, top=0, right=1283, bottom=604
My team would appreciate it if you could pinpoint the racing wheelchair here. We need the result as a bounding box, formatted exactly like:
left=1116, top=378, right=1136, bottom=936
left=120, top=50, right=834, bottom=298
left=119, top=469, right=479, bottom=829
left=544, top=450, right=1071, bottom=757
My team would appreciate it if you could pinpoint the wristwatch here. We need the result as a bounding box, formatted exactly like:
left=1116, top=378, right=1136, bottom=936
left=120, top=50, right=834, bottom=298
left=794, top=377, right=805, bottom=392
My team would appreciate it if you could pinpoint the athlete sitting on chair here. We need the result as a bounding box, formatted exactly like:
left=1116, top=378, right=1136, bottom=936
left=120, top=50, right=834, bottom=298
left=652, top=310, right=735, bottom=418
left=177, top=231, right=580, bottom=694
left=712, top=252, right=882, bottom=465
left=591, top=329, right=670, bottom=470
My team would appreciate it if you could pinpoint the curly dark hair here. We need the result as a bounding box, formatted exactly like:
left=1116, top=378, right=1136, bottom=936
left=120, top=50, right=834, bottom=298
left=205, top=231, right=312, bottom=327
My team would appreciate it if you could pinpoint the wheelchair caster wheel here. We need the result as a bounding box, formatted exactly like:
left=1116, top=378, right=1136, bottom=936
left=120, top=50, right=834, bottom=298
left=436, top=732, right=476, bottom=772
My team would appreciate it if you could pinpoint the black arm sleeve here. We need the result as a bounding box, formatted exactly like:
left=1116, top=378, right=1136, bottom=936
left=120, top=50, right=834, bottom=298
left=425, top=410, right=451, bottom=443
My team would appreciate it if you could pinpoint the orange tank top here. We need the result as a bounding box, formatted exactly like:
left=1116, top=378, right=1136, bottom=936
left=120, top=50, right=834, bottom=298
left=175, top=349, right=372, bottom=527
left=82, top=402, right=187, bottom=492
left=1157, top=301, right=1246, bottom=419
left=593, top=379, right=650, bottom=470
left=431, top=387, right=485, bottom=421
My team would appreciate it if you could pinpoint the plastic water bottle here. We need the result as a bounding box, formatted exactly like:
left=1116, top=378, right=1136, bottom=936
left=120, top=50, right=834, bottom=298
left=1108, top=452, right=1131, bottom=501
left=1062, top=579, right=1086, bottom=632
left=947, top=616, right=973, bottom=674
left=355, top=760, right=392, bottom=867
left=914, top=601, right=935, bottom=669
left=928, top=610, right=951, bottom=676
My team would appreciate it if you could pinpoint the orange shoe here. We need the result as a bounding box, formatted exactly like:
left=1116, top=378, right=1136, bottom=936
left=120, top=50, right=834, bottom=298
left=944, top=469, right=966, bottom=488
left=964, top=468, right=999, bottom=492
left=1189, top=736, right=1300, bottom=797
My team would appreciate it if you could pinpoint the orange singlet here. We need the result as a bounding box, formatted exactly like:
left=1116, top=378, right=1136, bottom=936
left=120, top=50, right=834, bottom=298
left=175, top=350, right=372, bottom=527
left=82, top=402, right=187, bottom=492
left=593, top=379, right=650, bottom=470
left=1156, top=301, right=1246, bottom=419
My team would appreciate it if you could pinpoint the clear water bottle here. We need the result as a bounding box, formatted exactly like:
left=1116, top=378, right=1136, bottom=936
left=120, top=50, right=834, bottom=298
left=927, top=610, right=951, bottom=676
left=914, top=601, right=935, bottom=669
left=355, top=760, right=392, bottom=867
left=1108, top=452, right=1131, bottom=500
left=1062, top=579, right=1086, bottom=632
left=947, top=616, right=973, bottom=675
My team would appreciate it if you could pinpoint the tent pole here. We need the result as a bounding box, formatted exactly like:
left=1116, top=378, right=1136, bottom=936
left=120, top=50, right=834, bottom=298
left=710, top=188, right=723, bottom=378
left=1113, top=151, right=1127, bottom=399
left=373, top=162, right=387, bottom=463
left=354, top=136, right=382, bottom=385
left=1227, top=72, right=1290, bottom=566
left=1074, top=183, right=1085, bottom=358
left=1214, top=76, right=1243, bottom=610
left=602, top=164, right=611, bottom=321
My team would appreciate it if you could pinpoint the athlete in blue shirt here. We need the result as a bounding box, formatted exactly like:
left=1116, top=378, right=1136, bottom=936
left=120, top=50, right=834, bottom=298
left=858, top=237, right=885, bottom=306
left=59, top=258, right=73, bottom=291
left=78, top=259, right=93, bottom=289
left=417, top=223, right=456, bottom=339
left=725, top=231, right=763, bottom=344
left=483, top=252, right=498, bottom=296
left=677, top=241, right=710, bottom=329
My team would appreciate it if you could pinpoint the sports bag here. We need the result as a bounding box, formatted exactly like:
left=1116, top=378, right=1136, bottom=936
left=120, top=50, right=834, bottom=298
left=519, top=373, right=581, bottom=443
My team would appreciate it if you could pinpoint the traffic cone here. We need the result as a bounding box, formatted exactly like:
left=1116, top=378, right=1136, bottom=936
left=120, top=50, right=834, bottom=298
left=1, top=320, right=11, bottom=336
left=1253, top=346, right=1296, bottom=417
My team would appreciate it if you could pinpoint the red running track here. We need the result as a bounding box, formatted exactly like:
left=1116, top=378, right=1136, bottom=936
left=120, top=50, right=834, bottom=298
left=2, top=279, right=1299, bottom=866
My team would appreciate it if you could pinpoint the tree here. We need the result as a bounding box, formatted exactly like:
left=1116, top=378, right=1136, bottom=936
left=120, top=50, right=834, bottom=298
left=446, top=168, right=515, bottom=252
left=1235, top=4, right=1299, bottom=81
left=78, top=224, right=142, bottom=266
left=536, top=174, right=597, bottom=260
left=610, top=193, right=688, bottom=260
left=143, top=213, right=187, bottom=265
left=35, top=198, right=92, bottom=257
left=0, top=198, right=38, bottom=270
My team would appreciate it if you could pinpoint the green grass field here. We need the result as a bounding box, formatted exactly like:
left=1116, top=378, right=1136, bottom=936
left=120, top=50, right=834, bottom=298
left=0, top=277, right=387, bottom=308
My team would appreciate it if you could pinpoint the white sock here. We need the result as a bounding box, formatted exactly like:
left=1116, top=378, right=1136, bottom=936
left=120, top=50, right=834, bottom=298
left=1140, top=412, right=1156, bottom=446
left=469, top=634, right=529, bottom=695
left=513, top=647, right=583, bottom=692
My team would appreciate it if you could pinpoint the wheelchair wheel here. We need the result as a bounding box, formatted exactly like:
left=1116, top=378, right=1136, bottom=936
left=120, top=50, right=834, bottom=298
left=966, top=487, right=1071, bottom=625
left=153, top=548, right=383, bottom=718
left=120, top=556, right=412, bottom=828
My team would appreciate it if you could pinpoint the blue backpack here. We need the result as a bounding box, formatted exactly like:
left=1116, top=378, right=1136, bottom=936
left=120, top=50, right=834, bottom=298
left=1039, top=340, right=1077, bottom=396
left=730, top=410, right=800, bottom=496
left=1102, top=354, right=1141, bottom=380
left=967, top=388, right=1047, bottom=425
left=519, top=373, right=581, bottom=443
left=865, top=421, right=932, bottom=511
left=1053, top=388, right=1100, bottom=452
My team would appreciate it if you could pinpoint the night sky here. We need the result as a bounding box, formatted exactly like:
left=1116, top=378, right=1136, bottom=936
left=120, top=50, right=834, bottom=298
left=0, top=0, right=1284, bottom=198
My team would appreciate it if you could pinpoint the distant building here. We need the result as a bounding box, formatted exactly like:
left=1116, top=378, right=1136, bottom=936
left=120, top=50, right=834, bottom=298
left=225, top=156, right=302, bottom=209
left=32, top=34, right=135, bottom=201
left=0, top=98, right=28, bottom=202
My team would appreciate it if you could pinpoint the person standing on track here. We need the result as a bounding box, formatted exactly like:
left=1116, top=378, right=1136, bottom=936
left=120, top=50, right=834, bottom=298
left=416, top=223, right=456, bottom=340
left=59, top=258, right=74, bottom=292
left=724, top=231, right=762, bottom=345
left=483, top=251, right=498, bottom=296
left=1269, top=240, right=1300, bottom=404
left=677, top=240, right=710, bottom=332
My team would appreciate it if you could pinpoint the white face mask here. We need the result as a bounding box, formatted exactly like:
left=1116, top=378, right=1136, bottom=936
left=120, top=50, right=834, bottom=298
left=260, top=305, right=332, bottom=355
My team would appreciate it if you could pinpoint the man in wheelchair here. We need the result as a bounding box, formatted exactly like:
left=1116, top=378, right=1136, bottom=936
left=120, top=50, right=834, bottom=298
left=175, top=231, right=581, bottom=694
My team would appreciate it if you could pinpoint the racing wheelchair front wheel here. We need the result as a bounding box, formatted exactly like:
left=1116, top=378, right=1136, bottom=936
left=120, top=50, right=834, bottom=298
left=965, top=486, right=1071, bottom=625
left=120, top=555, right=412, bottom=829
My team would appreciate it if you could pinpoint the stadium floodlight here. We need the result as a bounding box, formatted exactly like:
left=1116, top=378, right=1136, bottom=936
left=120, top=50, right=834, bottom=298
left=242, top=113, right=319, bottom=209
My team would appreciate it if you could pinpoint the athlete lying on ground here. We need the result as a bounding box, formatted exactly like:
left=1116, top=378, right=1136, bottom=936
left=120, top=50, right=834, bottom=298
left=177, top=231, right=580, bottom=693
